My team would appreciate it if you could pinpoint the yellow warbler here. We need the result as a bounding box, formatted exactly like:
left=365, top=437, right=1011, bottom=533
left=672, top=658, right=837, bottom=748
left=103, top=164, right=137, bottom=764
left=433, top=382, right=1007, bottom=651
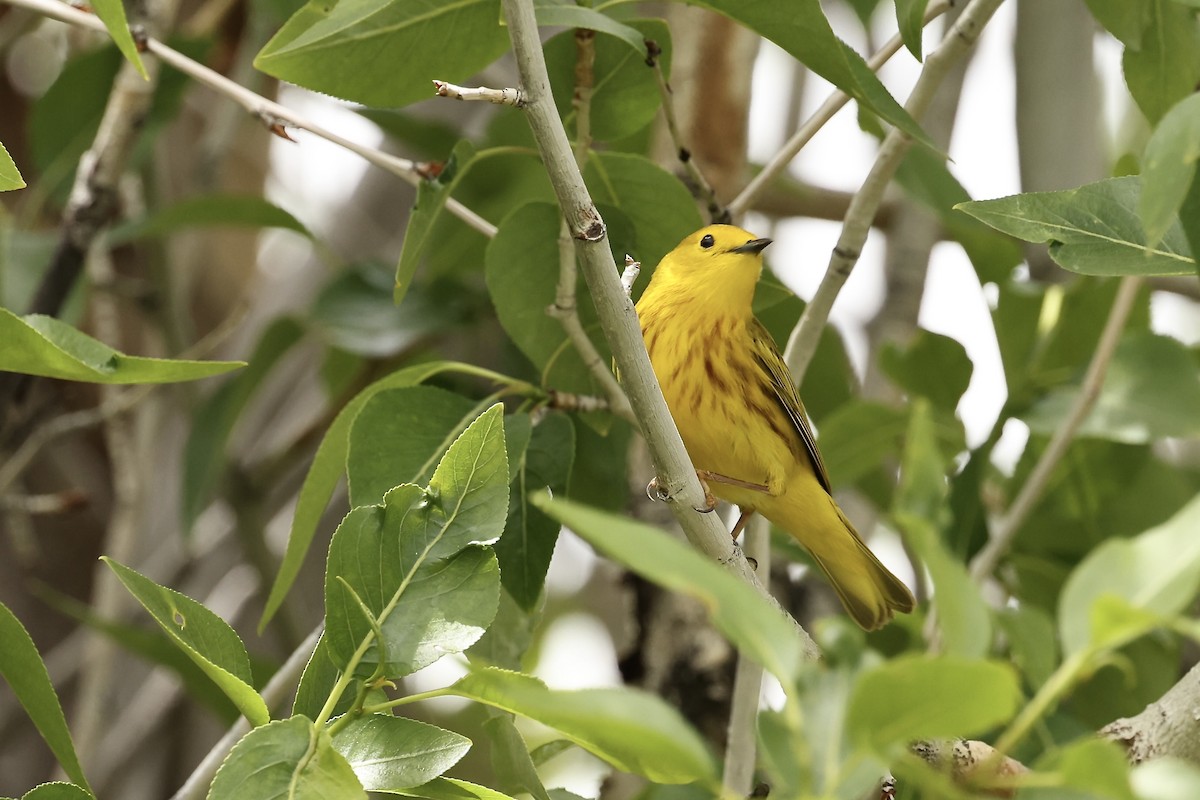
left=636, top=224, right=915, bottom=630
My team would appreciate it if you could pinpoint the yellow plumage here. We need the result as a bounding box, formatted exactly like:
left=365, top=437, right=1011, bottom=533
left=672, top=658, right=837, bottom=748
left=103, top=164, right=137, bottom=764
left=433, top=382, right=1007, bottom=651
left=636, top=224, right=915, bottom=630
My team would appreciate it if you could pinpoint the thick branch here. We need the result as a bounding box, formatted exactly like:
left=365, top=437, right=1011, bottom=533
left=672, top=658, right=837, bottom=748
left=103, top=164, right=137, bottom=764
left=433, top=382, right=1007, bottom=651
left=1103, top=660, right=1200, bottom=765
left=782, top=0, right=1006, bottom=382
left=500, top=0, right=817, bottom=659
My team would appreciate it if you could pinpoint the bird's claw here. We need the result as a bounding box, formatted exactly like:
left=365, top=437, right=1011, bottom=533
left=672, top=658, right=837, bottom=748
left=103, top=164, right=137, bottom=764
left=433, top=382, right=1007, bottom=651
left=646, top=477, right=671, bottom=503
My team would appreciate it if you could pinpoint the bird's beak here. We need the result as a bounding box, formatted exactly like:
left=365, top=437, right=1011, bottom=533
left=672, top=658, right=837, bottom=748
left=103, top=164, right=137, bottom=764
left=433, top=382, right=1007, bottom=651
left=730, top=238, right=772, bottom=255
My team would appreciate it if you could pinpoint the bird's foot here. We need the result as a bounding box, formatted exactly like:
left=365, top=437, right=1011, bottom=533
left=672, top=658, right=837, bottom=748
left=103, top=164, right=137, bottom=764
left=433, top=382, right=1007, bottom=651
left=646, top=473, right=718, bottom=514
left=697, top=470, right=770, bottom=495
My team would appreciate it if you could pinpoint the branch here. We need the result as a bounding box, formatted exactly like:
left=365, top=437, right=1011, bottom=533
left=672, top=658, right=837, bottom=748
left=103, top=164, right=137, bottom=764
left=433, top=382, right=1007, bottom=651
left=432, top=79, right=525, bottom=107
left=1103, top=659, right=1200, bottom=765
left=646, top=39, right=724, bottom=222
left=500, top=0, right=818, bottom=660
left=726, top=0, right=953, bottom=221
left=781, top=0, right=1006, bottom=383
left=0, top=0, right=496, bottom=239
left=968, top=276, right=1142, bottom=582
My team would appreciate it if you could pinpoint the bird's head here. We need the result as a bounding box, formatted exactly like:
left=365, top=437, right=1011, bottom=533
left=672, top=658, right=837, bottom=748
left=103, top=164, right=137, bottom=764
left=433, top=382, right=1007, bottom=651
left=652, top=224, right=772, bottom=308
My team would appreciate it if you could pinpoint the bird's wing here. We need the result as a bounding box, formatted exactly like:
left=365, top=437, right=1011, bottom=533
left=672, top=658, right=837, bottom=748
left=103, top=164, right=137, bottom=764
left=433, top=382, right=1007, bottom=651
left=748, top=317, right=832, bottom=493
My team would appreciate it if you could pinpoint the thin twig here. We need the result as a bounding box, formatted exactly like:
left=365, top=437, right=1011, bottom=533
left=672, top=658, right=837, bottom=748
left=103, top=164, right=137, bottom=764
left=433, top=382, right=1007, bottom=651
left=968, top=276, right=1142, bottom=582
left=432, top=79, right=525, bottom=107
left=0, top=0, right=497, bottom=238
left=727, top=0, right=954, bottom=221
left=500, top=0, right=818, bottom=659
left=782, top=0, right=1006, bottom=383
left=723, top=513, right=771, bottom=795
left=647, top=39, right=724, bottom=222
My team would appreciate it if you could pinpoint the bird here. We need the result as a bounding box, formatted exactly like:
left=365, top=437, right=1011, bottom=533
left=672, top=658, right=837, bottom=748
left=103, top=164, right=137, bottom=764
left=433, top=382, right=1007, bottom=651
left=635, top=224, right=915, bottom=630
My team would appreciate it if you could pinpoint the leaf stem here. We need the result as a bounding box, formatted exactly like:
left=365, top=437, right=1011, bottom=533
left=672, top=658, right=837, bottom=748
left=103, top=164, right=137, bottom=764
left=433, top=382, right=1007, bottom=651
left=969, top=276, right=1142, bottom=583
left=993, top=650, right=1092, bottom=755
left=362, top=687, right=454, bottom=714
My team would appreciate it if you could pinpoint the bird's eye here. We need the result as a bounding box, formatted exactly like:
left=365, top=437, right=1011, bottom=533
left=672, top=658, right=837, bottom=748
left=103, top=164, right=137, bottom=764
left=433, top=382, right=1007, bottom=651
left=700, top=234, right=715, bottom=249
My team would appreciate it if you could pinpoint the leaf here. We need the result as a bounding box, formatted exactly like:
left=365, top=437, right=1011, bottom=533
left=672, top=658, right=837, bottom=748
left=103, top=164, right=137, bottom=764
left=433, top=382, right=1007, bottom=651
left=847, top=655, right=1020, bottom=752
left=0, top=309, right=245, bottom=384
left=389, top=778, right=519, bottom=800
left=494, top=412, right=574, bottom=608
left=544, top=20, right=672, bottom=143
left=332, top=715, right=471, bottom=790
left=687, top=0, right=930, bottom=147
left=584, top=151, right=704, bottom=275
left=0, top=141, right=24, bottom=191
left=532, top=495, right=810, bottom=679
left=90, top=0, right=147, bottom=78
left=995, top=606, right=1058, bottom=689
left=395, top=141, right=478, bottom=305
left=1122, top=0, right=1200, bottom=125
left=0, top=603, right=92, bottom=793
left=1032, top=738, right=1135, bottom=800
left=1059, top=493, right=1200, bottom=655
left=1023, top=332, right=1200, bottom=444
left=261, top=361, right=481, bottom=630
left=207, top=716, right=364, bottom=800
left=957, top=177, right=1196, bottom=276
left=879, top=329, right=973, bottom=413
left=815, top=400, right=908, bottom=490
left=254, top=0, right=508, bottom=107
left=110, top=194, right=311, bottom=244
left=1083, top=0, right=1150, bottom=46
left=1139, top=93, right=1200, bottom=248
left=20, top=784, right=93, bottom=800
left=482, top=714, right=552, bottom=800
left=102, top=559, right=269, bottom=726
left=895, top=0, right=930, bottom=60
left=534, top=2, right=644, bottom=52
left=446, top=668, right=716, bottom=785
left=183, top=318, right=305, bottom=529
left=485, top=203, right=604, bottom=394
left=468, top=588, right=535, bottom=671
left=346, top=386, right=478, bottom=507
left=293, top=634, right=347, bottom=720
left=325, top=406, right=509, bottom=678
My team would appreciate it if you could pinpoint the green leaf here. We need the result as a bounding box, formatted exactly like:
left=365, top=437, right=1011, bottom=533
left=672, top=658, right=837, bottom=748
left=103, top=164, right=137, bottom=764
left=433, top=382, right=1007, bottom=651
left=389, top=778, right=518, bottom=800
left=0, top=141, right=24, bottom=191
left=846, top=655, right=1020, bottom=752
left=0, top=309, right=245, bottom=384
left=879, top=329, right=973, bottom=413
left=534, top=2, right=645, bottom=52
left=255, top=0, right=508, bottom=107
left=110, top=194, right=311, bottom=244
left=90, top=0, right=147, bottom=78
left=346, top=386, right=478, bottom=507
left=545, top=20, right=672, bottom=143
left=1122, top=0, right=1200, bottom=125
left=485, top=203, right=605, bottom=394
left=325, top=406, right=508, bottom=678
left=20, top=783, right=93, bottom=800
left=207, top=716, right=364, bottom=800
left=447, top=668, right=716, bottom=785
left=687, top=0, right=930, bottom=147
left=995, top=606, right=1058, bottom=688
left=1032, top=738, right=1135, bottom=800
left=532, top=495, right=809, bottom=679
left=895, top=0, right=930, bottom=60
left=0, top=603, right=92, bottom=793
left=1139, top=93, right=1200, bottom=248
left=395, top=141, right=478, bottom=305
left=1023, top=332, right=1200, bottom=444
left=294, top=634, right=348, bottom=720
left=183, top=318, right=305, bottom=529
left=1131, top=758, right=1200, bottom=800
left=261, top=361, right=481, bottom=630
left=494, top=412, right=574, bottom=609
left=1059, top=492, right=1200, bottom=655
left=102, top=559, right=269, bottom=726
left=816, top=400, right=908, bottom=490
left=332, top=715, right=471, bottom=790
left=584, top=151, right=704, bottom=275
left=1083, top=0, right=1150, bottom=46
left=957, top=177, right=1196, bottom=276
left=483, top=714, right=552, bottom=800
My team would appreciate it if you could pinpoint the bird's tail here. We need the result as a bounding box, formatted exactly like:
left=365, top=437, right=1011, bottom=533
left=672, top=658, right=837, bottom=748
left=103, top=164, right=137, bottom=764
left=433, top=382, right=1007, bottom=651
left=776, top=497, right=915, bottom=631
